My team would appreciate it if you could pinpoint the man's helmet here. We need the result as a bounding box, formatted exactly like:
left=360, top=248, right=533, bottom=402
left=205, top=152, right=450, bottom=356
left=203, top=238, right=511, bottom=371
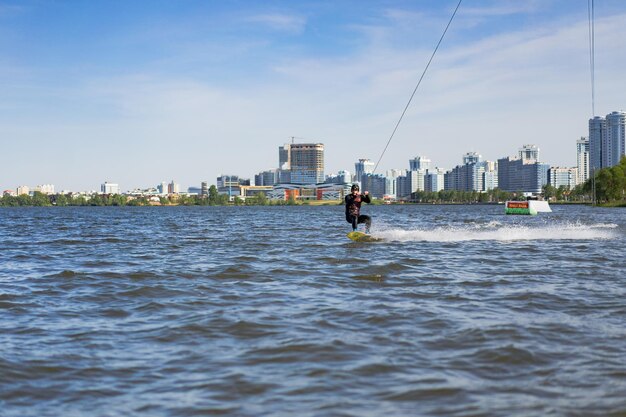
left=351, top=184, right=360, bottom=192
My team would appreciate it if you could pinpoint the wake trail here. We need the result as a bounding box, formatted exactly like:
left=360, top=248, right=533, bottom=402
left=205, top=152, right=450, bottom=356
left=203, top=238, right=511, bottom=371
left=373, top=222, right=619, bottom=242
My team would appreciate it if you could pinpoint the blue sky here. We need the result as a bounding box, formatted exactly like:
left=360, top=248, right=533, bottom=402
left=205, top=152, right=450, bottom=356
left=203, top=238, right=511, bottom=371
left=1, top=0, right=625, bottom=192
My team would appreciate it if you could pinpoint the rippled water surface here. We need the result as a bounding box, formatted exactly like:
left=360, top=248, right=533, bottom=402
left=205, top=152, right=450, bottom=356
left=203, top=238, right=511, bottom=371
left=1, top=205, right=625, bottom=416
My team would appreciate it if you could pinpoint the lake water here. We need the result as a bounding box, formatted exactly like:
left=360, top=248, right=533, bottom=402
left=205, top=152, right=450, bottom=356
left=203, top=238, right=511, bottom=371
left=1, top=204, right=625, bottom=416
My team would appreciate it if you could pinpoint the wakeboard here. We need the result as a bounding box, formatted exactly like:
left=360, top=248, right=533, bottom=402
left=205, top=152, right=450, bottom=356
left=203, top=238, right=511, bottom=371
left=347, top=231, right=382, bottom=242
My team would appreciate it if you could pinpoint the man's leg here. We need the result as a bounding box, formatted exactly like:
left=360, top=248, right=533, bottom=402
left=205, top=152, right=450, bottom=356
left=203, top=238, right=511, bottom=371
left=359, top=215, right=372, bottom=234
left=347, top=214, right=358, bottom=231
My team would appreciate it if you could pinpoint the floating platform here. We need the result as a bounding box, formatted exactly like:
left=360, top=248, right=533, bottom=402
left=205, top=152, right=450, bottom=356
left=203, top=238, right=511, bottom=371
left=505, top=200, right=552, bottom=215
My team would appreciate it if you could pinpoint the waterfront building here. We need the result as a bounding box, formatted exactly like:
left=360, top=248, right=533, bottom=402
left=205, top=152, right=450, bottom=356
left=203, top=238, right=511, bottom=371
left=101, top=182, right=120, bottom=194
left=425, top=168, right=446, bottom=192
left=289, top=143, right=324, bottom=184
left=34, top=184, right=55, bottom=195
left=158, top=182, right=168, bottom=195
left=360, top=173, right=386, bottom=199
left=589, top=116, right=605, bottom=171
left=483, top=167, right=499, bottom=191
left=409, top=156, right=431, bottom=171
left=217, top=175, right=250, bottom=200
left=519, top=144, right=539, bottom=163
left=497, top=145, right=549, bottom=193
left=255, top=170, right=277, bottom=186
left=462, top=152, right=481, bottom=165
left=167, top=181, right=180, bottom=194
left=279, top=144, right=291, bottom=169
left=354, top=159, right=375, bottom=182
left=396, top=169, right=425, bottom=199
left=549, top=167, right=578, bottom=190
left=605, top=111, right=626, bottom=168
left=587, top=111, right=625, bottom=171
left=396, top=173, right=410, bottom=199
left=277, top=169, right=291, bottom=183
left=444, top=152, right=487, bottom=192
left=240, top=186, right=273, bottom=201
left=576, top=137, right=590, bottom=184
left=266, top=183, right=348, bottom=201
left=394, top=156, right=431, bottom=198
left=201, top=181, right=208, bottom=196
left=385, top=169, right=405, bottom=198
left=324, top=170, right=351, bottom=185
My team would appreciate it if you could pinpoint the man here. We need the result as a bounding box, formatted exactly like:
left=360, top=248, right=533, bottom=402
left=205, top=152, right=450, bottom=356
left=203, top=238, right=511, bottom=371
left=345, top=183, right=371, bottom=233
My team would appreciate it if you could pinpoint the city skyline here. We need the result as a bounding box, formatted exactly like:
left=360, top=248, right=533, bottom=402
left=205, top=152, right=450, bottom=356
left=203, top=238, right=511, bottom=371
left=2, top=138, right=592, bottom=195
left=2, top=1, right=626, bottom=191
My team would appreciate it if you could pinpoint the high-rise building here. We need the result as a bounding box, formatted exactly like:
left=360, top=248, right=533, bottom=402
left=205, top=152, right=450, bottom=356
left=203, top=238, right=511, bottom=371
left=549, top=167, right=578, bottom=190
left=425, top=168, right=446, bottom=192
left=360, top=173, right=386, bottom=199
left=255, top=170, right=277, bottom=186
left=279, top=144, right=291, bottom=169
left=589, top=116, right=605, bottom=171
left=519, top=144, right=539, bottom=163
left=101, top=182, right=120, bottom=194
left=576, top=137, right=590, bottom=184
left=605, top=111, right=626, bottom=167
left=482, top=161, right=498, bottom=191
left=409, top=156, right=431, bottom=171
left=462, top=152, right=481, bottom=165
left=385, top=169, right=405, bottom=198
left=396, top=169, right=425, bottom=198
left=588, top=111, right=625, bottom=171
left=201, top=181, right=208, bottom=196
left=289, top=143, right=324, bottom=184
left=497, top=145, right=549, bottom=194
left=168, top=181, right=180, bottom=194
left=355, top=159, right=375, bottom=182
left=444, top=152, right=487, bottom=192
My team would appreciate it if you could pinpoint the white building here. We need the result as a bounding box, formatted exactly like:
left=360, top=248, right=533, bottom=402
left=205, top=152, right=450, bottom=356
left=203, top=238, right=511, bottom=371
left=16, top=185, right=30, bottom=196
left=409, top=156, right=431, bottom=171
left=354, top=159, right=375, bottom=182
left=549, top=167, right=578, bottom=190
left=34, top=184, right=55, bottom=194
left=576, top=136, right=590, bottom=184
left=385, top=169, right=405, bottom=198
left=101, top=182, right=120, bottom=194
left=519, top=144, right=539, bottom=163
left=425, top=168, right=446, bottom=192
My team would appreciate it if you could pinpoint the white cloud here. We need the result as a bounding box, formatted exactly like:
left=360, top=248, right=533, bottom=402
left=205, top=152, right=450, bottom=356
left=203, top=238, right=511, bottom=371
left=461, top=0, right=542, bottom=17
left=244, top=13, right=307, bottom=34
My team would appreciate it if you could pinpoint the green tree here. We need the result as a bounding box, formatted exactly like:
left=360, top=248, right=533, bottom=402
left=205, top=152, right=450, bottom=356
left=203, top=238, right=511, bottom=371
left=208, top=185, right=219, bottom=205
left=31, top=192, right=50, bottom=206
left=73, top=195, right=88, bottom=206
left=542, top=184, right=556, bottom=200
left=0, top=195, right=18, bottom=206
left=55, top=194, right=69, bottom=206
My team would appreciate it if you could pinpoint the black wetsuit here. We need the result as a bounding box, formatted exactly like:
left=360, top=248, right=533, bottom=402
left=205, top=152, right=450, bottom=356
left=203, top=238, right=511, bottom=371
left=345, top=193, right=371, bottom=232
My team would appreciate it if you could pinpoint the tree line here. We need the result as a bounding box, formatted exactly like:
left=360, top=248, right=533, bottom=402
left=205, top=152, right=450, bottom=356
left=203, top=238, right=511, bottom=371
left=0, top=185, right=297, bottom=207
